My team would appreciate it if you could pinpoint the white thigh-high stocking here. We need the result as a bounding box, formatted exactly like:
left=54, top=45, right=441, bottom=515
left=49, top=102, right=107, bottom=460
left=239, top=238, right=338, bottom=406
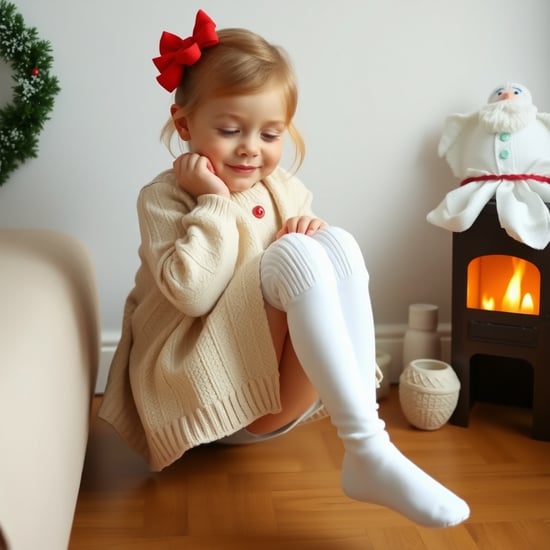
left=260, top=231, right=470, bottom=528
left=310, top=227, right=378, bottom=396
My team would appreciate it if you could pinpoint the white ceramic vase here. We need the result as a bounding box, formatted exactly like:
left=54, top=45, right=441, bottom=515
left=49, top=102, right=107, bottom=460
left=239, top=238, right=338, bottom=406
left=402, top=304, right=441, bottom=370
left=375, top=351, right=391, bottom=400
left=399, top=358, right=461, bottom=430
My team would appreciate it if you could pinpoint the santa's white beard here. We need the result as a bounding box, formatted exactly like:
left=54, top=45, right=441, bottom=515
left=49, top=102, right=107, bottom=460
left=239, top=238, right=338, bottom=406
left=478, top=100, right=537, bottom=133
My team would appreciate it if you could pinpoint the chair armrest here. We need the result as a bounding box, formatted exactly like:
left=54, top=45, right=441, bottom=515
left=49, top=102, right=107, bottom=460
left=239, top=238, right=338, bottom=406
left=0, top=230, right=99, bottom=550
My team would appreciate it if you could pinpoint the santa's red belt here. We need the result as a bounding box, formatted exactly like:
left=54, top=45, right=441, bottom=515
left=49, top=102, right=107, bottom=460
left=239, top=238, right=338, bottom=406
left=460, top=173, right=550, bottom=186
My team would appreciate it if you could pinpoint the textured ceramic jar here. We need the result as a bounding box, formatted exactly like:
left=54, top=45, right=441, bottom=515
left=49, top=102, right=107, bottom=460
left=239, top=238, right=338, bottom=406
left=399, top=358, right=461, bottom=430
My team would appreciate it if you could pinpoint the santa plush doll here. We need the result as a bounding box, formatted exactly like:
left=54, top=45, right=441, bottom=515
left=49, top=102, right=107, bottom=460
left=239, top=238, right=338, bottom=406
left=427, top=83, right=550, bottom=249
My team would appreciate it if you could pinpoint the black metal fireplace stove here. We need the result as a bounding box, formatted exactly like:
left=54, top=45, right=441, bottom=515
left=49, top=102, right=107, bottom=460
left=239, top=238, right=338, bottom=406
left=449, top=200, right=550, bottom=440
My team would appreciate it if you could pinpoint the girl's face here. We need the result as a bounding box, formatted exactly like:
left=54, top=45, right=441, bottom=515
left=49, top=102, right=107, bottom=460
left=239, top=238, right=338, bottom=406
left=175, top=87, right=287, bottom=192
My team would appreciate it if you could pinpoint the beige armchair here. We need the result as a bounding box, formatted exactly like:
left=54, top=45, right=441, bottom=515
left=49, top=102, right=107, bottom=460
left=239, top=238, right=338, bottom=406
left=0, top=230, right=99, bottom=550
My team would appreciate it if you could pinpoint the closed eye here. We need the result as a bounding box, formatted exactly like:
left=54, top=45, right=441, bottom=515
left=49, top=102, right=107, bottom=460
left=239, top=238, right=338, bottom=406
left=217, top=128, right=239, bottom=137
left=262, top=133, right=281, bottom=142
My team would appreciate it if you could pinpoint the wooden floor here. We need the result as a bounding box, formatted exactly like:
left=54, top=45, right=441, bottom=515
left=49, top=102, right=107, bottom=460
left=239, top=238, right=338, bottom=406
left=70, top=387, right=550, bottom=549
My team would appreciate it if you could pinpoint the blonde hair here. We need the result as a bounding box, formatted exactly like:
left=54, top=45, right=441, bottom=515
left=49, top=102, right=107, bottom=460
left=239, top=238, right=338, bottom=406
left=160, top=27, right=305, bottom=171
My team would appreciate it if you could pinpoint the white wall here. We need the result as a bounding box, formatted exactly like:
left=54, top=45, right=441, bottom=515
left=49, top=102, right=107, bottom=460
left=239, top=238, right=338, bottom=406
left=1, top=0, right=549, bottom=381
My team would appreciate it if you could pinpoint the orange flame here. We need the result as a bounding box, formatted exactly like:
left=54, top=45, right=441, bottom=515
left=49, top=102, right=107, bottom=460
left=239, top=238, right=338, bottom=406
left=468, top=255, right=539, bottom=315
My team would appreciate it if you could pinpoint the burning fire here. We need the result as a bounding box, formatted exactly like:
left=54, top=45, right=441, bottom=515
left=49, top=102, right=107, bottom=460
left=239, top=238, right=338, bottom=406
left=468, top=255, right=539, bottom=315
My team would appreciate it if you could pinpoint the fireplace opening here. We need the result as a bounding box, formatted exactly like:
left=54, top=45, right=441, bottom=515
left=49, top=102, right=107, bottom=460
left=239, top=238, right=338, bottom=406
left=467, top=255, right=540, bottom=315
left=470, top=354, right=533, bottom=408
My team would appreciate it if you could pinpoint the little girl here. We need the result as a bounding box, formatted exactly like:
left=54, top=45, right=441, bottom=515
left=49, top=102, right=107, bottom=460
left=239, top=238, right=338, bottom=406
left=99, top=9, right=469, bottom=528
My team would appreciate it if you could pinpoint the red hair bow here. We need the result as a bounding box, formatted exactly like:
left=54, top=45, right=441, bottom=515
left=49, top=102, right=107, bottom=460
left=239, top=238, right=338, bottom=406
left=153, top=9, right=219, bottom=92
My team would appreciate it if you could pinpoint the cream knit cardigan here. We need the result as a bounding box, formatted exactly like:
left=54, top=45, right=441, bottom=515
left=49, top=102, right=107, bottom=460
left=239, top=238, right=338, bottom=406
left=98, top=167, right=316, bottom=471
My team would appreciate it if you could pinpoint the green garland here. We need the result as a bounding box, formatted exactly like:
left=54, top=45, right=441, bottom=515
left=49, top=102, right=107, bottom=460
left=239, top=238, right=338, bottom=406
left=0, top=0, right=60, bottom=186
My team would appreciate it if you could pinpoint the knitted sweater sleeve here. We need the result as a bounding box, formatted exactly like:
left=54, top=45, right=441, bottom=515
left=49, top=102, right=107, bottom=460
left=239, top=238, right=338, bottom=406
left=137, top=176, right=240, bottom=317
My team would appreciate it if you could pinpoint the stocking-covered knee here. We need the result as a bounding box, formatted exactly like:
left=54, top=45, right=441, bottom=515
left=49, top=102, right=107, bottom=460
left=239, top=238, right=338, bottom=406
left=311, top=227, right=369, bottom=283
left=260, top=233, right=336, bottom=311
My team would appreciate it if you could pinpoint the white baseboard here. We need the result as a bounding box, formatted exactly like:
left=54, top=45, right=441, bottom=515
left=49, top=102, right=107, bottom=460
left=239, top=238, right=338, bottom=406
left=373, top=323, right=451, bottom=383
left=95, top=331, right=120, bottom=394
left=95, top=323, right=452, bottom=394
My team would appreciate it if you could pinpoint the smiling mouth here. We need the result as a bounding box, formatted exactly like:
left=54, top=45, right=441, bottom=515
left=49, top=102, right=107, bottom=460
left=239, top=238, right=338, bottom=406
left=228, top=165, right=258, bottom=173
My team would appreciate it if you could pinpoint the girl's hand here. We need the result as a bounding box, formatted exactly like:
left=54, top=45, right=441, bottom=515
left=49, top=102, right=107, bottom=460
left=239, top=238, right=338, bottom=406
left=276, top=216, right=328, bottom=238
left=173, top=153, right=230, bottom=199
